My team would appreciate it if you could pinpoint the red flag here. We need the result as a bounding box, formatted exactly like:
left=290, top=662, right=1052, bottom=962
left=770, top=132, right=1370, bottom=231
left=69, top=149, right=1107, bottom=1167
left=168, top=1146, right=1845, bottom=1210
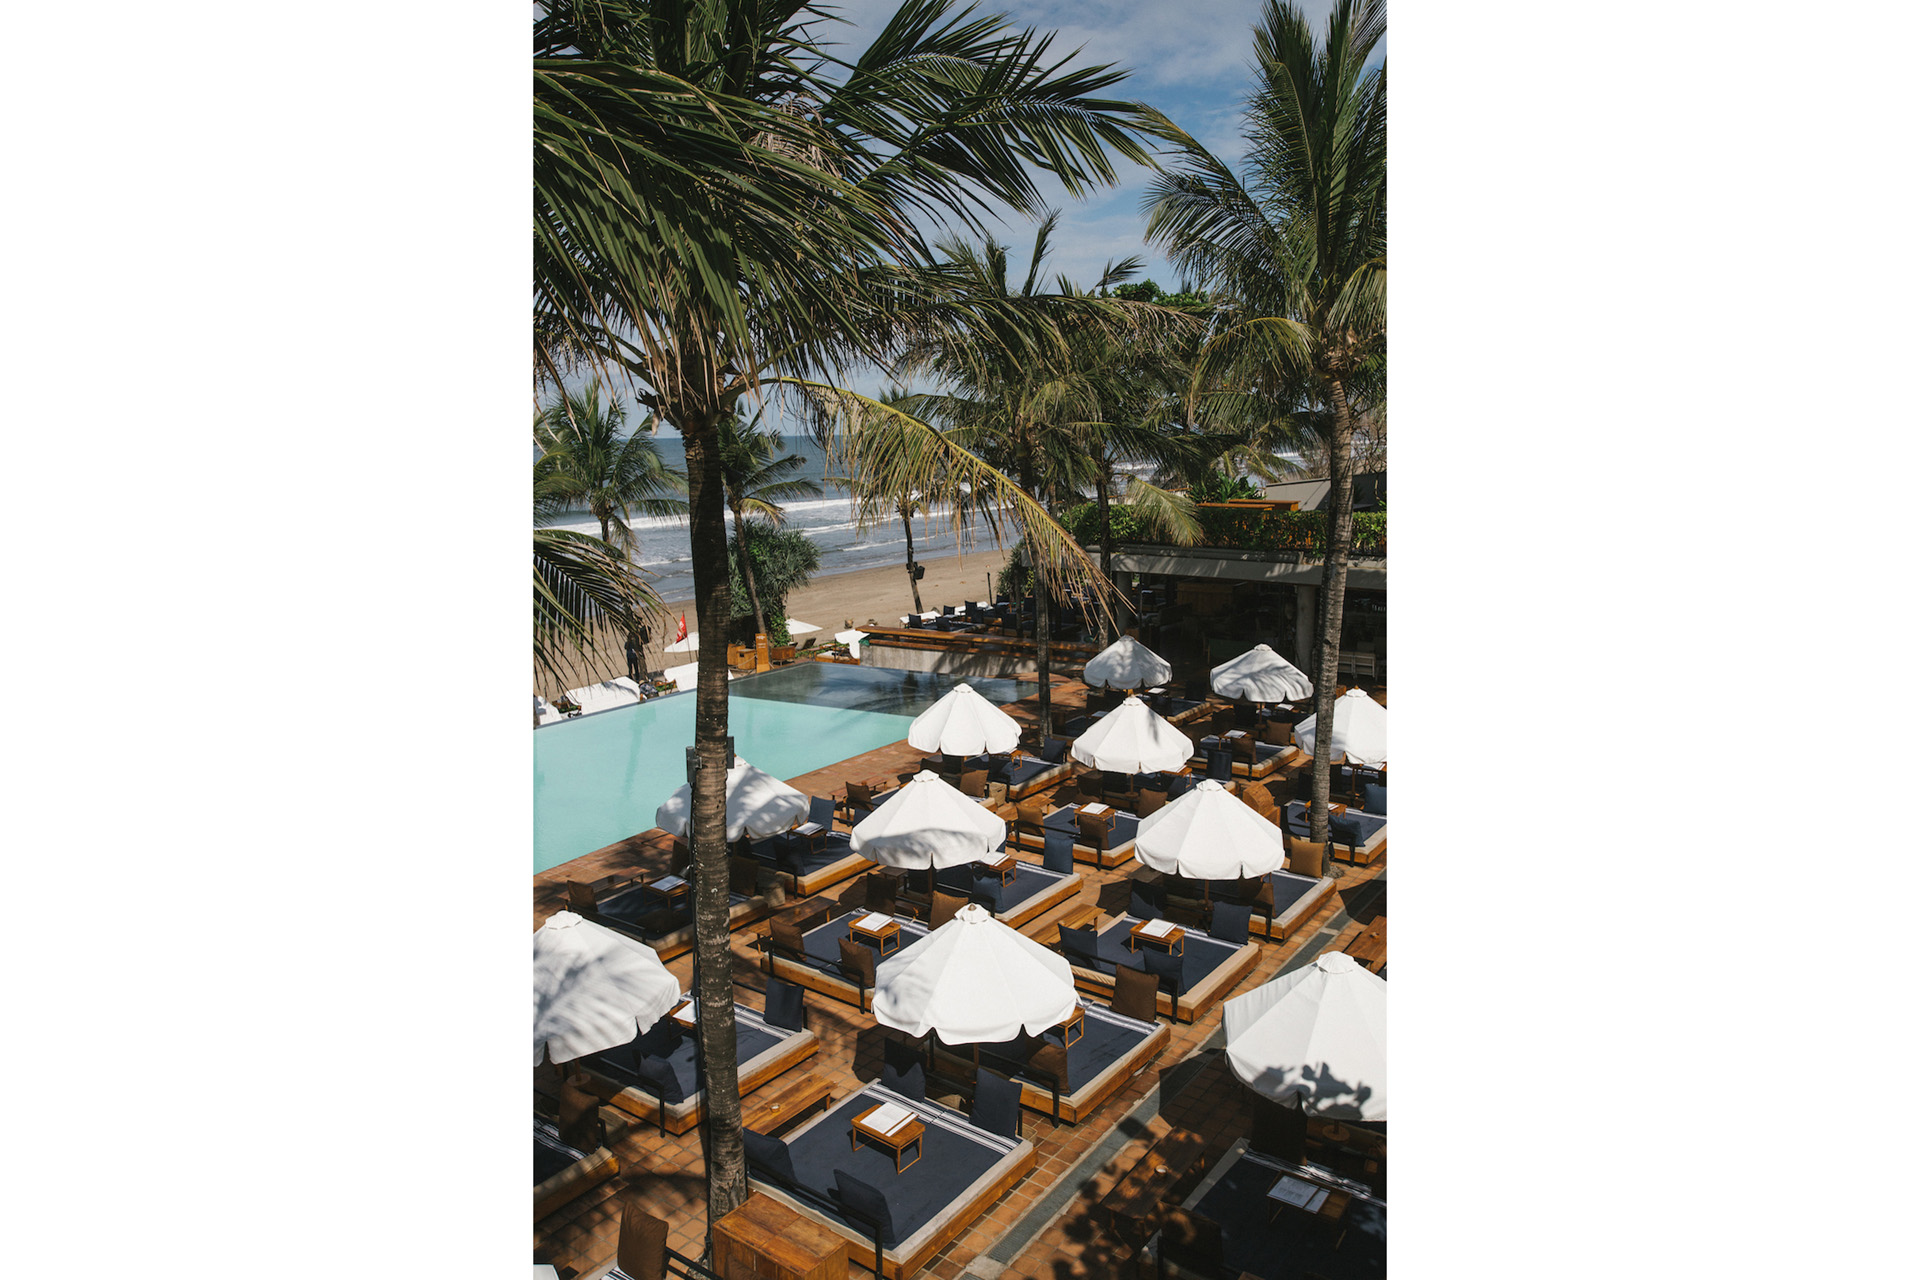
left=674, top=612, right=687, bottom=643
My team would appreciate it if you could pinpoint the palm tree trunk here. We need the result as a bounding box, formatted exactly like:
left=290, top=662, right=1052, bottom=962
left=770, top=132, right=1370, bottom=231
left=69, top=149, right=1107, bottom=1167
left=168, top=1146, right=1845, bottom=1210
left=902, top=504, right=924, bottom=613
left=1308, top=377, right=1357, bottom=845
left=682, top=423, right=748, bottom=1222
left=1017, top=435, right=1052, bottom=739
left=1094, top=466, right=1115, bottom=647
left=730, top=495, right=769, bottom=639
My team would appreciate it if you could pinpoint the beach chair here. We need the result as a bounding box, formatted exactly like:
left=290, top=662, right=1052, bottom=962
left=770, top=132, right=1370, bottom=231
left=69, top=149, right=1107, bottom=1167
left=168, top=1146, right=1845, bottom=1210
left=842, top=780, right=878, bottom=821
left=1074, top=807, right=1115, bottom=855
left=613, top=1189, right=724, bottom=1280
left=862, top=871, right=902, bottom=917
left=836, top=937, right=876, bottom=1005
left=1014, top=797, right=1051, bottom=842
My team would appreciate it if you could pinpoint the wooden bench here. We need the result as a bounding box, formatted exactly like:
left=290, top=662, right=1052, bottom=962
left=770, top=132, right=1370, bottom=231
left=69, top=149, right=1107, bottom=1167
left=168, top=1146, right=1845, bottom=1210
left=741, top=1071, right=833, bottom=1136
left=1342, top=917, right=1387, bottom=973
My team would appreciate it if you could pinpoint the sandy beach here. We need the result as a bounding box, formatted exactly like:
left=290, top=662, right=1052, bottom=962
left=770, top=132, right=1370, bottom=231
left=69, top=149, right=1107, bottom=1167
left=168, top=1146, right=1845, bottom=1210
left=537, top=545, right=1010, bottom=695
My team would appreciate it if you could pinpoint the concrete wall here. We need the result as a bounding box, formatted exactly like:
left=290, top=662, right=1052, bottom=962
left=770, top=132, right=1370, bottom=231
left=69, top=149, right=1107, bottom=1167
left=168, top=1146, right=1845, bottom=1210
left=861, top=642, right=1037, bottom=679
left=1109, top=545, right=1386, bottom=589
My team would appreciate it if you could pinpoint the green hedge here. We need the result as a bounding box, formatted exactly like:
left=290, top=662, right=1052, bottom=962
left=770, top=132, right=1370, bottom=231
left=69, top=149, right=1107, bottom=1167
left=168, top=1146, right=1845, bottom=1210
left=1061, top=501, right=1386, bottom=556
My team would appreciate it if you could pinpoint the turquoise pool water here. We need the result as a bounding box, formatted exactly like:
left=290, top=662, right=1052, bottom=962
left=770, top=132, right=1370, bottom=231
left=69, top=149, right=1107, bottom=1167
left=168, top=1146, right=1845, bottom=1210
left=534, top=664, right=1025, bottom=872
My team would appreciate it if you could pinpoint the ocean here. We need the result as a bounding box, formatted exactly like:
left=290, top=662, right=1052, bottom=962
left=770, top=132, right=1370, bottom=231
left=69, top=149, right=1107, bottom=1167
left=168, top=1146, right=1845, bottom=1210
left=536, top=433, right=1008, bottom=603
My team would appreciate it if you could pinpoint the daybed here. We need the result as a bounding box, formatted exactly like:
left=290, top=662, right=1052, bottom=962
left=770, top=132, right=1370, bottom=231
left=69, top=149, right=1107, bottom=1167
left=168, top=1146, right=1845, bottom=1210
left=576, top=997, right=819, bottom=1134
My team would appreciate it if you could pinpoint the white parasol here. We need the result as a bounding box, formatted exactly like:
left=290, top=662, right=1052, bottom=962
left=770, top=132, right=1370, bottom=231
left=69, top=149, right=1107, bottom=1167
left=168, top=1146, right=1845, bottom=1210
left=906, top=682, right=1022, bottom=756
left=1223, top=951, right=1386, bottom=1120
left=653, top=756, right=810, bottom=843
left=1082, top=636, right=1174, bottom=691
left=1211, top=643, right=1313, bottom=703
left=849, top=770, right=1006, bottom=870
left=1294, top=688, right=1388, bottom=766
left=1134, top=778, right=1289, bottom=880
left=872, top=903, right=1077, bottom=1042
left=1069, top=696, right=1195, bottom=774
left=533, top=911, right=680, bottom=1067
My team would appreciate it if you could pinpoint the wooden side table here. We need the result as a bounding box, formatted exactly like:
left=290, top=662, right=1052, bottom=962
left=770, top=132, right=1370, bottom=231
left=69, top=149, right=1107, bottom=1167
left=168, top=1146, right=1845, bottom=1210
left=712, top=1192, right=849, bottom=1280
left=850, top=1102, right=925, bottom=1172
left=847, top=913, right=903, bottom=957
left=1128, top=920, right=1186, bottom=955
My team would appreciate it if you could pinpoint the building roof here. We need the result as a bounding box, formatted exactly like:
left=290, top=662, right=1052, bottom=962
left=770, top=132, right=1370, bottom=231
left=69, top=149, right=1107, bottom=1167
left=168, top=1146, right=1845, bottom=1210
left=1260, top=470, right=1386, bottom=512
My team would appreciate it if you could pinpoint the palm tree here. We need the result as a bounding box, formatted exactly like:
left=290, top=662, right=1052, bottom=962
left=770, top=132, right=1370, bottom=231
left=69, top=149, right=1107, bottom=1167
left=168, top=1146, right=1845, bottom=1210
left=839, top=387, right=967, bottom=615
left=534, top=0, right=1169, bottom=1220
left=534, top=466, right=664, bottom=686
left=534, top=378, right=687, bottom=549
left=1145, top=0, right=1385, bottom=843
left=888, top=215, right=1194, bottom=734
left=717, top=412, right=823, bottom=638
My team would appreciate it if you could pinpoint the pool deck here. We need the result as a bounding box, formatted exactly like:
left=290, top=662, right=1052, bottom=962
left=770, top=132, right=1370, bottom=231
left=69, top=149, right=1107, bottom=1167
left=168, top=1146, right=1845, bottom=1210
left=534, top=670, right=1389, bottom=1280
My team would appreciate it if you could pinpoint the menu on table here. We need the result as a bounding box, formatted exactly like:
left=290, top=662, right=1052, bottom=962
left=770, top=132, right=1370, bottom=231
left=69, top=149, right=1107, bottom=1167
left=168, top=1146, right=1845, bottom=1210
left=652, top=874, right=686, bottom=891
left=1080, top=802, right=1110, bottom=816
left=1268, top=1175, right=1327, bottom=1210
left=863, top=1101, right=915, bottom=1135
left=793, top=821, right=824, bottom=835
left=1226, top=729, right=1247, bottom=739
left=1138, top=918, right=1178, bottom=938
left=854, top=912, right=895, bottom=932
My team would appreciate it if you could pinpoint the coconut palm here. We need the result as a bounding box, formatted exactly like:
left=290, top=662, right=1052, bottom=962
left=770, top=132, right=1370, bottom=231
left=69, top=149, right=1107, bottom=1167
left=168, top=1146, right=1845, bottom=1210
left=1145, top=0, right=1385, bottom=842
left=534, top=378, right=687, bottom=552
left=534, top=0, right=1171, bottom=1219
left=534, top=461, right=664, bottom=685
left=717, top=411, right=823, bottom=638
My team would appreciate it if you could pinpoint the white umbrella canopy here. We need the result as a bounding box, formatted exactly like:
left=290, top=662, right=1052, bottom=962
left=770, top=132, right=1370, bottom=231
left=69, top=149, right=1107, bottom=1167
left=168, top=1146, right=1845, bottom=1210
left=1069, top=696, right=1195, bottom=774
left=834, top=628, right=869, bottom=647
left=1223, top=951, right=1386, bottom=1120
left=1211, top=643, right=1313, bottom=703
left=873, top=903, right=1078, bottom=1042
left=785, top=619, right=822, bottom=635
left=1082, top=636, right=1173, bottom=691
left=906, top=682, right=1022, bottom=756
left=1134, top=778, right=1290, bottom=879
left=663, top=631, right=701, bottom=654
left=533, top=911, right=681, bottom=1067
left=849, top=769, right=1007, bottom=869
left=653, top=756, right=810, bottom=842
left=1294, top=688, right=1388, bottom=767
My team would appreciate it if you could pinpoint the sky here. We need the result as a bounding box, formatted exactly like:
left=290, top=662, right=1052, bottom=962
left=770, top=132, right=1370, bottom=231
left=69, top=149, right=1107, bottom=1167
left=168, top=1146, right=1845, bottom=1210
left=585, top=0, right=1374, bottom=431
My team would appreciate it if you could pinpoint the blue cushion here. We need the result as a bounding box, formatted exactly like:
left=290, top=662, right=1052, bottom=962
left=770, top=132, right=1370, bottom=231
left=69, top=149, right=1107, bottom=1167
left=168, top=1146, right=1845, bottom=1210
left=763, top=977, right=806, bottom=1032
left=972, top=1069, right=1022, bottom=1139
left=881, top=1040, right=926, bottom=1101
left=742, top=1128, right=795, bottom=1184
left=1128, top=882, right=1163, bottom=921
left=1041, top=830, right=1075, bottom=874
left=1205, top=749, right=1234, bottom=780
left=635, top=1055, right=683, bottom=1105
left=1208, top=902, right=1252, bottom=946
left=1141, top=946, right=1185, bottom=994
left=1361, top=781, right=1387, bottom=815
left=834, top=1170, right=897, bottom=1246
left=1330, top=814, right=1366, bottom=847
left=1040, top=738, right=1071, bottom=764
left=1057, top=924, right=1101, bottom=968
left=809, top=794, right=836, bottom=827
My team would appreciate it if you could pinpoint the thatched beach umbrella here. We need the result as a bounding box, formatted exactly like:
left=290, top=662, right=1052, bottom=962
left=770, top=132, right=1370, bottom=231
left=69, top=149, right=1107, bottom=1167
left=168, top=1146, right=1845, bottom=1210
left=653, top=756, right=810, bottom=842
left=1082, top=636, right=1173, bottom=692
left=533, top=911, right=680, bottom=1068
left=1069, top=696, right=1195, bottom=774
left=907, top=682, right=1021, bottom=756
left=1211, top=643, right=1313, bottom=704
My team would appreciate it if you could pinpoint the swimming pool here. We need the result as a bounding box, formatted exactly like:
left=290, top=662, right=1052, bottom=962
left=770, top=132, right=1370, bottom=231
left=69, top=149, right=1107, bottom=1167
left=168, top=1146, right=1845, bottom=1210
left=534, top=664, right=1025, bottom=872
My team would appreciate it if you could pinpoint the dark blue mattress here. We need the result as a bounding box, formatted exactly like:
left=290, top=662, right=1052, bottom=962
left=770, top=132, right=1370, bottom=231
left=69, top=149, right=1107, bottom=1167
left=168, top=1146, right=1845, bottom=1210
left=973, top=1006, right=1156, bottom=1092
left=796, top=914, right=933, bottom=974
left=585, top=1002, right=783, bottom=1104
left=535, top=1121, right=583, bottom=1184
left=1204, top=869, right=1324, bottom=914
left=748, top=831, right=858, bottom=876
left=1044, top=806, right=1140, bottom=849
left=934, top=862, right=1073, bottom=914
left=1187, top=1152, right=1386, bottom=1279
left=1084, top=917, right=1243, bottom=994
left=1199, top=735, right=1290, bottom=763
left=773, top=1087, right=1020, bottom=1245
left=1280, top=802, right=1386, bottom=845
left=594, top=883, right=748, bottom=938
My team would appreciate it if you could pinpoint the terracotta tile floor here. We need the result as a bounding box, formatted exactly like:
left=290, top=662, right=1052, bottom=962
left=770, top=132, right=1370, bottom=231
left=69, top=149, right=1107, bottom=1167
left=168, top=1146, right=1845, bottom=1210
left=534, top=667, right=1386, bottom=1279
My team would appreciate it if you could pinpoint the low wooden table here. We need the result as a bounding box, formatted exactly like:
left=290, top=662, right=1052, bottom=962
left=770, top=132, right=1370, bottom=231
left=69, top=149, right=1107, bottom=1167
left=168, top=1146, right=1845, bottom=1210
left=1265, top=1170, right=1353, bottom=1227
left=741, top=1072, right=832, bottom=1136
left=975, top=851, right=1018, bottom=885
left=641, top=874, right=692, bottom=912
left=850, top=1102, right=925, bottom=1172
left=712, top=1192, right=849, bottom=1280
left=847, top=912, right=903, bottom=957
left=1128, top=919, right=1186, bottom=955
left=1055, top=1003, right=1085, bottom=1048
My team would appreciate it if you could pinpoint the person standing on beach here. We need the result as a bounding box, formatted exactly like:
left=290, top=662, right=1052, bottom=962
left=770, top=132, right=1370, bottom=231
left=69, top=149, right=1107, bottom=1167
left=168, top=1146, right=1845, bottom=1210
left=624, top=626, right=648, bottom=683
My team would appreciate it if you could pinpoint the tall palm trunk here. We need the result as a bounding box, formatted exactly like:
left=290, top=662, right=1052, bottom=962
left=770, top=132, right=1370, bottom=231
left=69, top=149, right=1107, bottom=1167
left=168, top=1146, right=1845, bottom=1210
left=1094, top=466, right=1116, bottom=647
left=902, top=503, right=924, bottom=613
left=729, top=493, right=769, bottom=638
left=1308, top=375, right=1357, bottom=844
left=682, top=423, right=748, bottom=1221
left=1016, top=428, right=1052, bottom=738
